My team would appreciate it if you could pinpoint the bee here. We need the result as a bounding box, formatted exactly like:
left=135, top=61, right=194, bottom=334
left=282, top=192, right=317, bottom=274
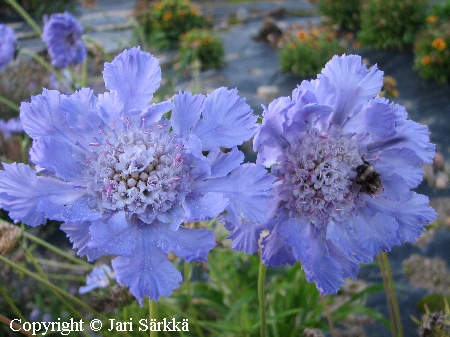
left=355, top=159, right=383, bottom=195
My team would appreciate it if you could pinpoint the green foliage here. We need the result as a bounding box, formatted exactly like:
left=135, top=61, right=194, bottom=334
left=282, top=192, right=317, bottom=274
left=413, top=1, right=450, bottom=84
left=0, top=0, right=76, bottom=20
left=417, top=294, right=450, bottom=314
left=317, top=0, right=361, bottom=31
left=358, top=0, right=428, bottom=50
left=279, top=25, right=347, bottom=79
left=179, top=29, right=225, bottom=71
left=134, top=0, right=209, bottom=51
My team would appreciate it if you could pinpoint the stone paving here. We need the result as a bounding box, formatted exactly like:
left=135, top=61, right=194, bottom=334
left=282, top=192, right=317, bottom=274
left=3, top=1, right=450, bottom=336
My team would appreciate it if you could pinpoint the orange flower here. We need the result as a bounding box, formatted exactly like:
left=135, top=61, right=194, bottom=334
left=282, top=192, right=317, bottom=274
left=426, top=15, right=437, bottom=23
left=432, top=38, right=447, bottom=51
left=421, top=55, right=431, bottom=66
left=297, top=30, right=308, bottom=41
left=154, top=3, right=164, bottom=10
left=288, top=42, right=296, bottom=49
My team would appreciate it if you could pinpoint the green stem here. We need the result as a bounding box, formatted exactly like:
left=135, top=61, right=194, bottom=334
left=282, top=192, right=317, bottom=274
left=184, top=261, right=204, bottom=337
left=4, top=0, right=42, bottom=36
left=21, top=244, right=91, bottom=337
left=149, top=298, right=158, bottom=337
left=258, top=258, right=267, bottom=337
left=0, top=284, right=28, bottom=323
left=23, top=231, right=93, bottom=269
left=0, top=255, right=108, bottom=322
left=0, top=94, right=19, bottom=112
left=80, top=57, right=88, bottom=88
left=381, top=251, right=403, bottom=337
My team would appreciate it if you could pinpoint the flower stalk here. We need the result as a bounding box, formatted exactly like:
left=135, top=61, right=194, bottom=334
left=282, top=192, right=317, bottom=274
left=258, top=258, right=267, bottom=337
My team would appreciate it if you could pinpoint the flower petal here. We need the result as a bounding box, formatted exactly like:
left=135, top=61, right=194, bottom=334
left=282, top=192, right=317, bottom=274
left=183, top=192, right=228, bottom=221
left=112, top=225, right=182, bottom=305
left=278, top=219, right=344, bottom=294
left=155, top=223, right=216, bottom=262
left=60, top=221, right=103, bottom=262
left=363, top=191, right=437, bottom=243
left=141, top=101, right=174, bottom=127
left=322, top=54, right=384, bottom=126
left=206, top=147, right=244, bottom=179
left=227, top=221, right=266, bottom=254
left=103, top=47, right=161, bottom=112
left=171, top=91, right=205, bottom=139
left=0, top=163, right=87, bottom=226
left=192, top=87, right=256, bottom=150
left=192, top=163, right=275, bottom=227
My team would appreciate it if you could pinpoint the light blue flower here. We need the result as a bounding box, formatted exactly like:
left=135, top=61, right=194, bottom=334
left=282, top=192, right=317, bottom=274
left=0, top=117, right=23, bottom=139
left=79, top=264, right=115, bottom=294
left=0, top=24, right=17, bottom=70
left=227, top=54, right=437, bottom=295
left=42, top=12, right=86, bottom=68
left=0, top=47, right=274, bottom=304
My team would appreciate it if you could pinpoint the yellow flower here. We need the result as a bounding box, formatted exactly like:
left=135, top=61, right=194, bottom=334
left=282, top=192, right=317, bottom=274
left=289, top=42, right=296, bottom=49
left=426, top=15, right=438, bottom=23
left=297, top=30, right=308, bottom=41
left=154, top=3, right=164, bottom=10
left=421, top=55, right=431, bottom=66
left=163, top=12, right=173, bottom=21
left=432, top=38, right=447, bottom=51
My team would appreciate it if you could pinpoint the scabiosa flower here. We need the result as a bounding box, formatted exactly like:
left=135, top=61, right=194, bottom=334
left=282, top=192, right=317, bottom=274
left=0, top=117, right=23, bottom=139
left=42, top=12, right=87, bottom=68
left=227, top=54, right=436, bottom=295
left=79, top=264, right=115, bottom=294
left=0, top=24, right=17, bottom=70
left=0, top=47, right=274, bottom=304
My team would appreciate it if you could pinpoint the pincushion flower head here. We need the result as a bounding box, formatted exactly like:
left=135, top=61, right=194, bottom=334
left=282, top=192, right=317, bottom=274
left=0, top=47, right=274, bottom=304
left=42, top=12, right=87, bottom=68
left=0, top=24, right=17, bottom=70
left=227, top=54, right=436, bottom=295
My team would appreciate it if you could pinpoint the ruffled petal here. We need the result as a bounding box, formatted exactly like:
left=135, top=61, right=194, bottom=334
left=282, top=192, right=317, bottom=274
left=88, top=211, right=136, bottom=256
left=112, top=224, right=182, bottom=305
left=59, top=88, right=102, bottom=134
left=321, top=55, right=384, bottom=126
left=30, top=136, right=83, bottom=182
left=205, top=147, right=244, bottom=179
left=192, top=87, right=256, bottom=150
left=192, top=163, right=275, bottom=227
left=20, top=89, right=80, bottom=147
left=183, top=134, right=211, bottom=180
left=103, top=47, right=161, bottom=112
left=342, top=98, right=396, bottom=138
left=171, top=92, right=205, bottom=140
left=183, top=192, right=228, bottom=221
left=226, top=221, right=266, bottom=254
left=278, top=219, right=344, bottom=294
left=0, top=163, right=87, bottom=226
left=367, top=120, right=435, bottom=164
left=373, top=147, right=425, bottom=189
left=140, top=101, right=174, bottom=127
left=60, top=221, right=103, bottom=262
left=155, top=223, right=216, bottom=262
left=363, top=191, right=437, bottom=243
left=97, top=91, right=125, bottom=131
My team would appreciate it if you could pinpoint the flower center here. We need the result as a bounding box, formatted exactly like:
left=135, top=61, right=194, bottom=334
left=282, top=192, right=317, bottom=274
left=277, top=125, right=363, bottom=227
left=83, top=121, right=188, bottom=219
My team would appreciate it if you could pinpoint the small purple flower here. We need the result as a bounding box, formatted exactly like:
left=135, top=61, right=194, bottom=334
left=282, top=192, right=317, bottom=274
left=227, top=54, right=437, bottom=295
left=0, top=24, right=17, bottom=70
left=0, top=117, right=23, bottom=139
left=42, top=12, right=87, bottom=68
left=79, top=264, right=115, bottom=294
left=0, top=47, right=273, bottom=304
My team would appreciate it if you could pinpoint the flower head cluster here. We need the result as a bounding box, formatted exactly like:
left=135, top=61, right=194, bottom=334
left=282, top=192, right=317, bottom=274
left=42, top=12, right=87, bottom=68
left=0, top=24, right=17, bottom=70
left=226, top=54, right=436, bottom=294
left=0, top=47, right=274, bottom=304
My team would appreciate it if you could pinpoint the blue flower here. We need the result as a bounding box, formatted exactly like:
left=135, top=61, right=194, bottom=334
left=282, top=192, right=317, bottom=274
left=0, top=117, right=23, bottom=139
left=79, top=264, right=115, bottom=294
left=228, top=54, right=437, bottom=295
left=42, top=12, right=87, bottom=68
left=0, top=47, right=274, bottom=304
left=0, top=24, right=17, bottom=70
